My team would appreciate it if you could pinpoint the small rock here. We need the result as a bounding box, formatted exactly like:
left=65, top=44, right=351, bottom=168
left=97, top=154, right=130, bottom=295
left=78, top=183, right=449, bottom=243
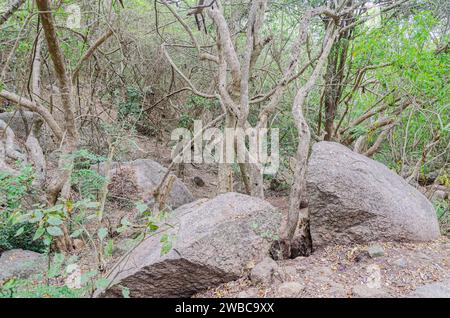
left=367, top=244, right=385, bottom=258
left=250, top=257, right=279, bottom=285
left=281, top=266, right=298, bottom=280
left=65, top=264, right=82, bottom=289
left=73, top=239, right=85, bottom=250
left=392, top=257, right=408, bottom=268
left=277, top=282, right=305, bottom=298
left=0, top=249, right=47, bottom=281
left=328, top=283, right=347, bottom=298
left=193, top=176, right=205, bottom=187
left=352, top=285, right=390, bottom=298
left=237, top=287, right=259, bottom=298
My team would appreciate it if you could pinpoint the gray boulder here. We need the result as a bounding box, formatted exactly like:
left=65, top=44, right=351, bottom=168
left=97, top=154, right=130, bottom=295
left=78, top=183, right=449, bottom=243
left=95, top=159, right=194, bottom=209
left=307, top=142, right=440, bottom=246
left=98, top=193, right=282, bottom=298
left=0, top=111, right=36, bottom=140
left=249, top=257, right=279, bottom=285
left=407, top=279, right=450, bottom=298
left=0, top=249, right=47, bottom=281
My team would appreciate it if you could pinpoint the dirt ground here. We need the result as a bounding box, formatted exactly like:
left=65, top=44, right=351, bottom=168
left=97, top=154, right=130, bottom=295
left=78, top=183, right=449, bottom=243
left=194, top=238, right=450, bottom=298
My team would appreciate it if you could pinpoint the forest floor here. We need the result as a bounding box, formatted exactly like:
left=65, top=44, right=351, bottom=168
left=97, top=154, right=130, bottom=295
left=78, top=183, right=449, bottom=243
left=101, top=135, right=450, bottom=298
left=195, top=238, right=450, bottom=298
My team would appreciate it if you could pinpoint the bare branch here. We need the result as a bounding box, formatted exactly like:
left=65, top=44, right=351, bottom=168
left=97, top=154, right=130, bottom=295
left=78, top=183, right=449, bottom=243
left=0, top=90, right=63, bottom=140
left=71, top=29, right=114, bottom=84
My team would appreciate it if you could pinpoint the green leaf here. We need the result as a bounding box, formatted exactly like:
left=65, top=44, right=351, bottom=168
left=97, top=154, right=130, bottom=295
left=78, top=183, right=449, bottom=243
left=47, top=226, right=64, bottom=237
left=29, top=210, right=44, bottom=223
left=70, top=229, right=83, bottom=238
left=147, top=221, right=159, bottom=232
left=120, top=217, right=131, bottom=226
left=48, top=253, right=65, bottom=278
left=43, top=236, right=52, bottom=246
left=14, top=227, right=24, bottom=237
left=160, top=234, right=173, bottom=256
left=121, top=286, right=130, bottom=298
left=104, top=239, right=113, bottom=258
left=33, top=227, right=45, bottom=241
left=135, top=201, right=148, bottom=214
left=97, top=227, right=108, bottom=241
left=80, top=270, right=98, bottom=285
left=47, top=216, right=63, bottom=226
left=95, top=277, right=110, bottom=290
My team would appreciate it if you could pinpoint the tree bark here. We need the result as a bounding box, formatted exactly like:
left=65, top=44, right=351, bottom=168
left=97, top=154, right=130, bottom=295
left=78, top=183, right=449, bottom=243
left=272, top=25, right=337, bottom=260
left=36, top=0, right=79, bottom=204
left=322, top=24, right=352, bottom=140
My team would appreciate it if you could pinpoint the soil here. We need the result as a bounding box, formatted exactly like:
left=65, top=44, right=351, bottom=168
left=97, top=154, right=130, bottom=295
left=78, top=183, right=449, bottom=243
left=194, top=238, right=450, bottom=298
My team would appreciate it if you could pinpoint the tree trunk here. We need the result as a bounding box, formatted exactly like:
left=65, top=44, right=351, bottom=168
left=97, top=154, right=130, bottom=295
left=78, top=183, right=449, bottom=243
left=271, top=25, right=337, bottom=260
left=217, top=112, right=235, bottom=194
left=323, top=35, right=350, bottom=141
left=36, top=0, right=79, bottom=204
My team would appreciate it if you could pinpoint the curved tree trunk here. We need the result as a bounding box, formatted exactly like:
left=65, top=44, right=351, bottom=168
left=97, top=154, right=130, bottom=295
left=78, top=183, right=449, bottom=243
left=272, top=25, right=337, bottom=260
left=36, top=0, right=79, bottom=204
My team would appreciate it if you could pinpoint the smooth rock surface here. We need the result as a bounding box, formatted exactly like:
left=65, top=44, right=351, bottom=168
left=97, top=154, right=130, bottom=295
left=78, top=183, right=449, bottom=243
left=0, top=249, right=47, bottom=281
left=99, top=193, right=282, bottom=298
left=307, top=142, right=441, bottom=246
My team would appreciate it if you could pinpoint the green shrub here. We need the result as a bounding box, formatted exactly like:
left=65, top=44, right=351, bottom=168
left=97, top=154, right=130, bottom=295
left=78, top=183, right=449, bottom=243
left=0, top=278, right=83, bottom=298
left=0, top=166, right=45, bottom=253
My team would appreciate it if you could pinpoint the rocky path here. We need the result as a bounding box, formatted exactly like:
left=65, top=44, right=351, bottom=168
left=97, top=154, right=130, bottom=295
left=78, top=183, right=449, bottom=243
left=195, top=238, right=450, bottom=298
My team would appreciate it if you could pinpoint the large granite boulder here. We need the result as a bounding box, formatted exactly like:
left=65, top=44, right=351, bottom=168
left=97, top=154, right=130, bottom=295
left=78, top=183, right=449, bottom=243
left=95, top=159, right=194, bottom=209
left=0, top=249, right=47, bottom=282
left=307, top=142, right=440, bottom=246
left=98, top=193, right=282, bottom=298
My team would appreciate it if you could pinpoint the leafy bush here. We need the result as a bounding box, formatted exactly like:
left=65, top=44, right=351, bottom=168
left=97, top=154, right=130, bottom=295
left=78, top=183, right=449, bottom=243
left=0, top=166, right=45, bottom=253
left=117, top=86, right=143, bottom=121
left=0, top=278, right=83, bottom=298
left=435, top=200, right=450, bottom=238
left=69, top=149, right=106, bottom=200
left=0, top=222, right=45, bottom=253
